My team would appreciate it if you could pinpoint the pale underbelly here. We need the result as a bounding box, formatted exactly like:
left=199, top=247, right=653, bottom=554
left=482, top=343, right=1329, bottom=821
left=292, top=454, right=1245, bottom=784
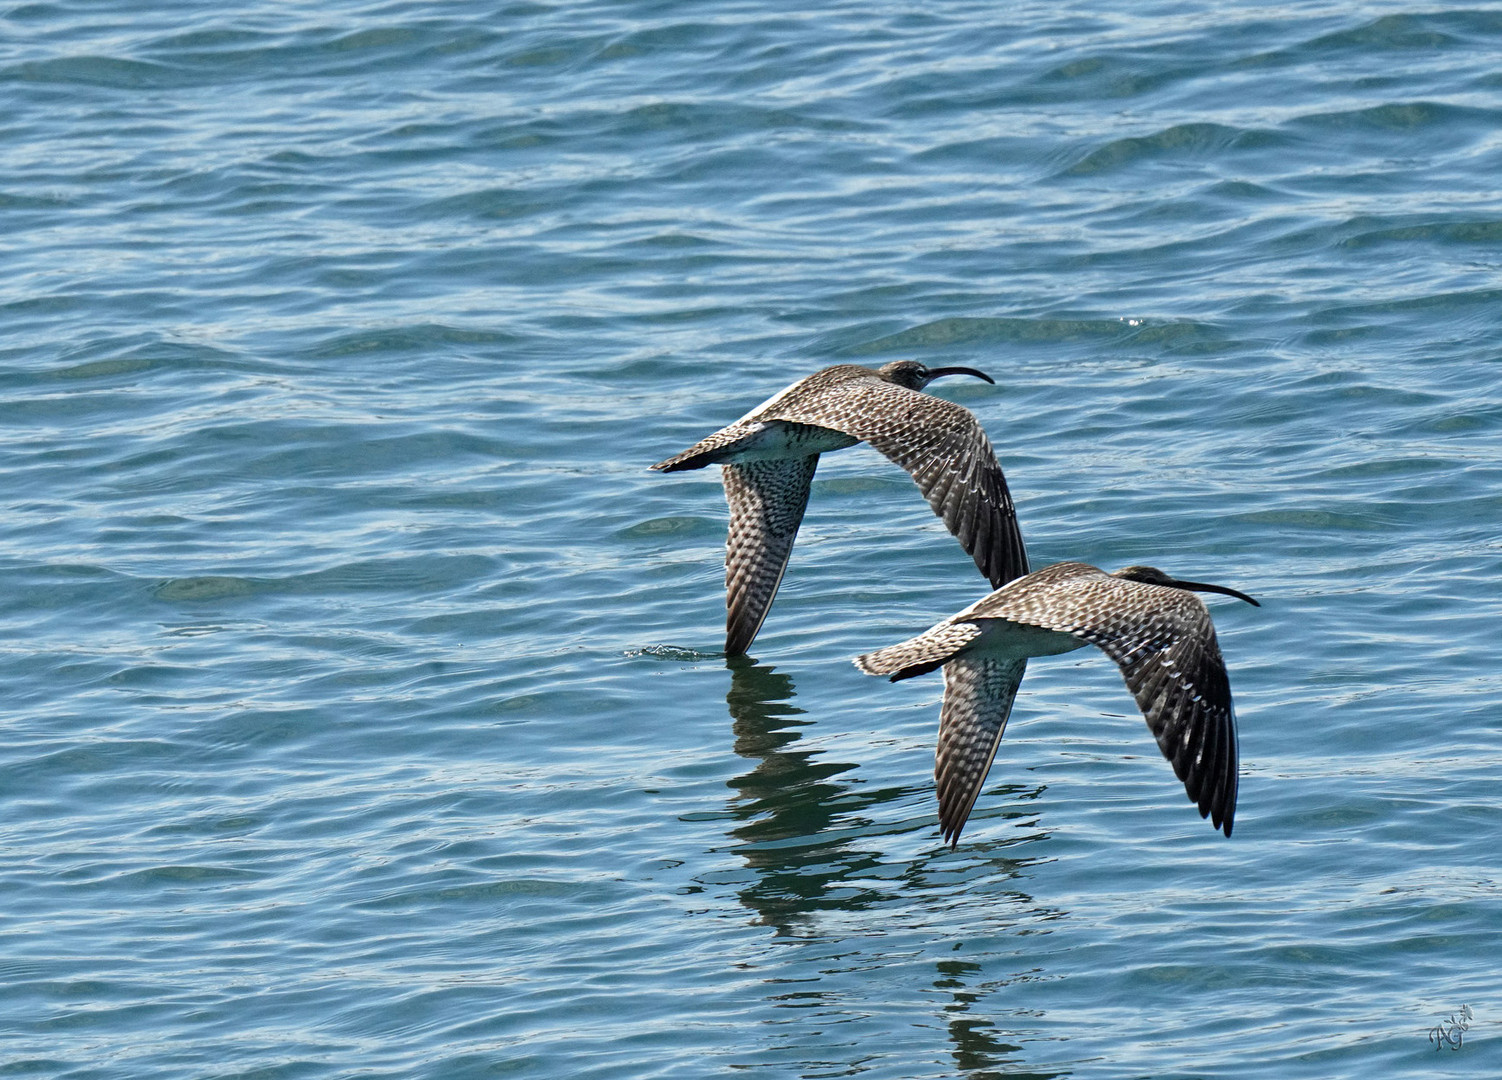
left=973, top=619, right=1088, bottom=661
left=719, top=420, right=860, bottom=462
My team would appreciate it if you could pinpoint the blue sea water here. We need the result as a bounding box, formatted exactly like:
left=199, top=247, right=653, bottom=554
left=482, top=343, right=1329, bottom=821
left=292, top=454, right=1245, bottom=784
left=2, top=1, right=1501, bottom=1076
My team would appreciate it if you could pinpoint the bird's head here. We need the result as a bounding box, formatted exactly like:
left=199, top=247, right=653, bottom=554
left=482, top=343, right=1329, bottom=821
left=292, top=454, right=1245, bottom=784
left=1112, top=565, right=1261, bottom=606
left=876, top=360, right=995, bottom=392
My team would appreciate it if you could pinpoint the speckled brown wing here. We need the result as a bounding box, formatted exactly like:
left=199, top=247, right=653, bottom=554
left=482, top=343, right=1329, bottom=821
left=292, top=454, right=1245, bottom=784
left=721, top=456, right=818, bottom=656
left=764, top=376, right=1028, bottom=588
left=934, top=657, right=1027, bottom=846
left=1107, top=615, right=1238, bottom=836
left=976, top=564, right=1239, bottom=836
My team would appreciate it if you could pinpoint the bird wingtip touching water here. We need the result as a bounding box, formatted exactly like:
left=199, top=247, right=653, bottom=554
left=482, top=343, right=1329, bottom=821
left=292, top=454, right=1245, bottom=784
left=855, top=561, right=1258, bottom=845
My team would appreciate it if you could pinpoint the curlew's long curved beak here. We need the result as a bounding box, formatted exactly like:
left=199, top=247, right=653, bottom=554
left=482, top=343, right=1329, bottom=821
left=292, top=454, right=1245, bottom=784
left=926, top=366, right=995, bottom=385
left=1172, top=579, right=1261, bottom=607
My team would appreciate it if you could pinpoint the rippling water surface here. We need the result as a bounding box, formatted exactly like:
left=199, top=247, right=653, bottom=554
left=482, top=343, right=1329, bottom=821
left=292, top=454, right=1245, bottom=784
left=3, top=2, right=1501, bottom=1077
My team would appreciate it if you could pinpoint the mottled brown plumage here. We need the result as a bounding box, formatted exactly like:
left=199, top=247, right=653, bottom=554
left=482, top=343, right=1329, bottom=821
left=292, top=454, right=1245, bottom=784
left=855, top=561, right=1258, bottom=845
left=653, top=361, right=1028, bottom=655
left=721, top=457, right=817, bottom=655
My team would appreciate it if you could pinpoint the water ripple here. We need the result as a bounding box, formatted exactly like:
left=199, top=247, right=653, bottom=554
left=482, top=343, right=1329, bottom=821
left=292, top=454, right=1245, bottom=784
left=2, top=1, right=1501, bottom=1078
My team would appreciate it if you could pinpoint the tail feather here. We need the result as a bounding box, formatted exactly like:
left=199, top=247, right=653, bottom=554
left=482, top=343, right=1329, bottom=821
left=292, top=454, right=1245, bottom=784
left=652, top=421, right=764, bottom=473
left=651, top=447, right=719, bottom=472
left=854, top=621, right=982, bottom=681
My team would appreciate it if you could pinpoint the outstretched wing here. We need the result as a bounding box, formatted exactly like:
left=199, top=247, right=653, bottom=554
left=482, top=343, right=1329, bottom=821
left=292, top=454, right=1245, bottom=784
left=721, top=457, right=818, bottom=656
left=934, top=657, right=1027, bottom=846
left=765, top=378, right=1028, bottom=587
left=976, top=566, right=1239, bottom=836
left=852, top=612, right=1016, bottom=845
left=1106, top=616, right=1238, bottom=836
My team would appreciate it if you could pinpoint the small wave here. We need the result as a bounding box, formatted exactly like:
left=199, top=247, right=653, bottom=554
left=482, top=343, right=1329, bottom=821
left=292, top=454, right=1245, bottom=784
left=1062, top=122, right=1280, bottom=177
left=1, top=55, right=189, bottom=90
left=625, top=644, right=721, bottom=662
left=617, top=515, right=720, bottom=540
left=153, top=576, right=261, bottom=602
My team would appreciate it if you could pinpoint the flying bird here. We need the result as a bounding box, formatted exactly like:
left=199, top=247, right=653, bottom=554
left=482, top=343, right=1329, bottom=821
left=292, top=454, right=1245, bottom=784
left=854, top=561, right=1259, bottom=845
left=652, top=361, right=1028, bottom=655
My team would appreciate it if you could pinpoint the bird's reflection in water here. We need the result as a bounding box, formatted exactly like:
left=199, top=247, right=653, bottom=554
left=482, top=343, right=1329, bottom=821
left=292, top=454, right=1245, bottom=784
left=934, top=957, right=1069, bottom=1080
left=719, top=659, right=1067, bottom=1075
left=721, top=655, right=904, bottom=935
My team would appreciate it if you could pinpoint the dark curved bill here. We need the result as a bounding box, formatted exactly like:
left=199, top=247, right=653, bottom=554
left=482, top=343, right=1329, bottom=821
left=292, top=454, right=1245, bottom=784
left=1175, top=580, right=1261, bottom=607
left=927, top=366, right=995, bottom=385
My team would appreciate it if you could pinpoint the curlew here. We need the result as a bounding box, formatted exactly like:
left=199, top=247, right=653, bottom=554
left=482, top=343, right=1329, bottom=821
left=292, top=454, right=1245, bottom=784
left=855, top=562, right=1258, bottom=845
left=652, top=361, right=1028, bottom=655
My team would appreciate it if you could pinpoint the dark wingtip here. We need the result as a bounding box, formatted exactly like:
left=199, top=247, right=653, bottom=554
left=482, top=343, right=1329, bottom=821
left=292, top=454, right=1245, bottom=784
left=724, top=617, right=753, bottom=657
